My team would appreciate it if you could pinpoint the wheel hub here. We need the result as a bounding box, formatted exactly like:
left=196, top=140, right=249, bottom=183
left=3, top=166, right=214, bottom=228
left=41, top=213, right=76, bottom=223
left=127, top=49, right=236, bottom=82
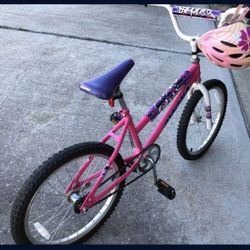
left=68, top=192, right=87, bottom=214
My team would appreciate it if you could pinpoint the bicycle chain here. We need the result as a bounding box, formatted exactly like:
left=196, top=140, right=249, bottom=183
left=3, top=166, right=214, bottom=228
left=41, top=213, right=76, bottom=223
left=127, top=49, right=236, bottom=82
left=94, top=161, right=155, bottom=207
left=79, top=144, right=159, bottom=209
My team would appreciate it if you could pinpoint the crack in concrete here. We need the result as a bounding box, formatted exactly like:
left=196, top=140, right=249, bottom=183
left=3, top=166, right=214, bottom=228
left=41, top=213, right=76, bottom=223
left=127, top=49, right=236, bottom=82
left=0, top=24, right=202, bottom=57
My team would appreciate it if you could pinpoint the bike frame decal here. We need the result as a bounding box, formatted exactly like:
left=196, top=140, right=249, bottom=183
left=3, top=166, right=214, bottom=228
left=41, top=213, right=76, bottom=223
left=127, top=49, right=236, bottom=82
left=172, top=5, right=222, bottom=20
left=146, top=70, right=192, bottom=121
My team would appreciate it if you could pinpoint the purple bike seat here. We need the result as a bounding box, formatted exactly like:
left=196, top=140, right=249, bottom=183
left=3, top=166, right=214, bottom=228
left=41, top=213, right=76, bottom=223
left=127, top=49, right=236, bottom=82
left=80, top=59, right=134, bottom=100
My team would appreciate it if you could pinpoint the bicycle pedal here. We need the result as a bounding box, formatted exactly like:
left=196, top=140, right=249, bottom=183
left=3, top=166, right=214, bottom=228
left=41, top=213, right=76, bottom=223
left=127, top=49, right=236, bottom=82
left=156, top=179, right=176, bottom=200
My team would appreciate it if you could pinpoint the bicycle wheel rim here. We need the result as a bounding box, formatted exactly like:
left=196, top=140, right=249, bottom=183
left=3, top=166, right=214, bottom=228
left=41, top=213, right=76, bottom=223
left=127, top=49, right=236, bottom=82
left=24, top=154, right=119, bottom=244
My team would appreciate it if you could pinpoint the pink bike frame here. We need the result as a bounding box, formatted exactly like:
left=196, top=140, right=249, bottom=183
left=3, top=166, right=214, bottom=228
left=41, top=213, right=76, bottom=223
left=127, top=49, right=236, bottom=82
left=65, top=62, right=201, bottom=212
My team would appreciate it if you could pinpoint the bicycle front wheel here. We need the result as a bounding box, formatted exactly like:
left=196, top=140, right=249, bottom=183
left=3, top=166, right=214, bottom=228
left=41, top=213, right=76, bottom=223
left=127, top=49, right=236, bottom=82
left=10, top=142, right=125, bottom=244
left=177, top=79, right=227, bottom=160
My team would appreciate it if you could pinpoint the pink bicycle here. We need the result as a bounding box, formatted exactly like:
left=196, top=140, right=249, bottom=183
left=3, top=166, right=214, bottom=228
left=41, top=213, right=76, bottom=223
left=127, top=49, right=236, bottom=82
left=12, top=4, right=248, bottom=244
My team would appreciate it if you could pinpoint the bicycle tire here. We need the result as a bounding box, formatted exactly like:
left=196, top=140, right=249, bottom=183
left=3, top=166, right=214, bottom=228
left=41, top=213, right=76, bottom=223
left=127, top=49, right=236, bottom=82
left=10, top=142, right=125, bottom=244
left=177, top=79, right=228, bottom=160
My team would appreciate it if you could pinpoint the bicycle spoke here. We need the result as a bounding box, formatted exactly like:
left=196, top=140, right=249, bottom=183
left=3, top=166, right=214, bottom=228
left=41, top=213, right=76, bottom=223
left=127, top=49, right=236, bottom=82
left=39, top=192, right=67, bottom=197
left=47, top=181, right=65, bottom=197
left=29, top=202, right=71, bottom=241
left=55, top=173, right=67, bottom=190
left=65, top=166, right=73, bottom=180
left=42, top=202, right=70, bottom=229
left=185, top=85, right=225, bottom=155
left=85, top=158, right=103, bottom=179
left=49, top=206, right=73, bottom=242
left=29, top=198, right=68, bottom=224
left=200, top=123, right=209, bottom=145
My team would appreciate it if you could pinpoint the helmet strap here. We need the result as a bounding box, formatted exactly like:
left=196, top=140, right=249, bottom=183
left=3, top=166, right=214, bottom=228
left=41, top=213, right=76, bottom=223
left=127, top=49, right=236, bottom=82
left=236, top=7, right=250, bottom=22
left=228, top=4, right=250, bottom=24
left=229, top=4, right=243, bottom=23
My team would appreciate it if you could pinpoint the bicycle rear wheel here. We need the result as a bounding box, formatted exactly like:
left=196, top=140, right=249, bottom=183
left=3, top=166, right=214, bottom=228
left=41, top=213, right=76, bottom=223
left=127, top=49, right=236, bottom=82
left=177, top=79, right=227, bottom=160
left=10, top=142, right=125, bottom=244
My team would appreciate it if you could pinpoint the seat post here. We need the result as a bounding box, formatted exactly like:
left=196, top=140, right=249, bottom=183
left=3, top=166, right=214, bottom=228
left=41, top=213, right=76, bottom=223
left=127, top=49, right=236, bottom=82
left=115, top=88, right=128, bottom=109
left=118, top=96, right=127, bottom=109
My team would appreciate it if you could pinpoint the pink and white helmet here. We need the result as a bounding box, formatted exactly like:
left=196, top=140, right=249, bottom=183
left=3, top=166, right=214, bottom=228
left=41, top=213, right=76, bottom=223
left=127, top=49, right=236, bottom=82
left=198, top=22, right=250, bottom=69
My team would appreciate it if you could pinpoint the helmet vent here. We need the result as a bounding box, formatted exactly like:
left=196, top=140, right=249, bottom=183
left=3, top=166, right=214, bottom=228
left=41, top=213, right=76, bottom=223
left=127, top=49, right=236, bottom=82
left=212, top=55, right=223, bottom=62
left=212, top=47, right=224, bottom=53
left=230, top=64, right=242, bottom=68
left=229, top=54, right=243, bottom=59
left=220, top=41, right=237, bottom=48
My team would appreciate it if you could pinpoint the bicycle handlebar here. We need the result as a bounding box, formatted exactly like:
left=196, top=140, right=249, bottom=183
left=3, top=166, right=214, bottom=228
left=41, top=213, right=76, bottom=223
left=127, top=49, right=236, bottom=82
left=149, top=4, right=193, bottom=41
left=149, top=4, right=249, bottom=42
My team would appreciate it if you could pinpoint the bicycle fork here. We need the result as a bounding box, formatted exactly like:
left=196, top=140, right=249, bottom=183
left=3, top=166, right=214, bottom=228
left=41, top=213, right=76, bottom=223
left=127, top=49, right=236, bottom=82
left=188, top=82, right=212, bottom=130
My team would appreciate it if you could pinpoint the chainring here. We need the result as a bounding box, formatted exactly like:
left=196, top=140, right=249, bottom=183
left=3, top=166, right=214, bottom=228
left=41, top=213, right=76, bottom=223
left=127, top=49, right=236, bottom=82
left=138, top=144, right=161, bottom=173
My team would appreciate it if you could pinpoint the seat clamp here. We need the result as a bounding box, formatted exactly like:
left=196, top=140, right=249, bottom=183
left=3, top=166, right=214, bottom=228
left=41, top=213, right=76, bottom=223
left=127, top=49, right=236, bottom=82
left=113, top=91, right=123, bottom=100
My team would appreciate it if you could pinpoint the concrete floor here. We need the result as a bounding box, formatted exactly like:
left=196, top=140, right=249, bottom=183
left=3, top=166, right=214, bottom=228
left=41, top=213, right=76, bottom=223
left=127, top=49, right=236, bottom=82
left=0, top=4, right=249, bottom=244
